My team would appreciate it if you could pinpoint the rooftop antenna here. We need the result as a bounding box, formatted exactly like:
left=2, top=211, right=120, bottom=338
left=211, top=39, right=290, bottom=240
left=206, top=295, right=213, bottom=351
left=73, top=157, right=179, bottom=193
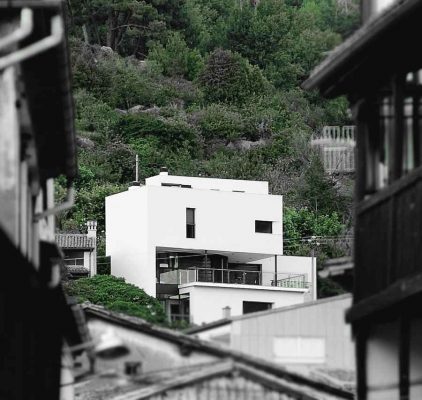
left=130, top=155, right=140, bottom=187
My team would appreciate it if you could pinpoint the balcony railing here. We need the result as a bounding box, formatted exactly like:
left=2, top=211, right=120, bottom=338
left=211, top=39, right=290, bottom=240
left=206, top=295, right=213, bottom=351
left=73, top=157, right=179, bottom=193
left=159, top=268, right=310, bottom=290
left=169, top=314, right=190, bottom=323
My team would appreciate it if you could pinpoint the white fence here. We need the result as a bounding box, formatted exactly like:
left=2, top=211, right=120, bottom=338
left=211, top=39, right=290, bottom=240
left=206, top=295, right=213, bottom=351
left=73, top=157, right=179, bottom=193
left=311, top=126, right=356, bottom=173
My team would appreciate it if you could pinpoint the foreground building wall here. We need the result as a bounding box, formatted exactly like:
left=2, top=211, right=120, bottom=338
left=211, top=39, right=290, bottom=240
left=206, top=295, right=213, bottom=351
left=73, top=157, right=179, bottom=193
left=191, top=295, right=354, bottom=373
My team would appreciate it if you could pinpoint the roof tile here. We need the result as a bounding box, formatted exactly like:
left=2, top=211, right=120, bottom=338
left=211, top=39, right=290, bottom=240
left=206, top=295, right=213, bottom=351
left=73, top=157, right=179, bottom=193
left=55, top=234, right=95, bottom=249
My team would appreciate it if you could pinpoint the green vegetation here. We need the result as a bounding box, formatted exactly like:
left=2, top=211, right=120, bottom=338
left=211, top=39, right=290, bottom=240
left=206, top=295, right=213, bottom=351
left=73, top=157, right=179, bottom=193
left=64, top=275, right=168, bottom=325
left=60, top=0, right=360, bottom=301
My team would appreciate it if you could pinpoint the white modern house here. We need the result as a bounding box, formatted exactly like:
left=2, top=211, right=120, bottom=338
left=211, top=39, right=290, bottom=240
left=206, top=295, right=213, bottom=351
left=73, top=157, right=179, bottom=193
left=106, top=169, right=315, bottom=325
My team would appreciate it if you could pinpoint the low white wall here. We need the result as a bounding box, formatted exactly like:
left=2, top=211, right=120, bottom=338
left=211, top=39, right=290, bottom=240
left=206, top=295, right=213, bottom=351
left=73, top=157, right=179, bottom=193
left=180, top=283, right=306, bottom=325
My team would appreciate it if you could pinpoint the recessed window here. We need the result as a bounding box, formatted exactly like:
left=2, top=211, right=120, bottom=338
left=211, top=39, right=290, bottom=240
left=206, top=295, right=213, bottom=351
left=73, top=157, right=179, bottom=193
left=162, top=183, right=191, bottom=188
left=255, top=220, right=272, bottom=233
left=243, top=301, right=272, bottom=314
left=186, top=208, right=195, bottom=238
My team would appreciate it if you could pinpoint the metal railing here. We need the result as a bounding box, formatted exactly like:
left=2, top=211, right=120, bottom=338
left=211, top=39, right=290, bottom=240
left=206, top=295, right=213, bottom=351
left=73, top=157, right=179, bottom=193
left=159, top=268, right=310, bottom=290
left=169, top=314, right=190, bottom=323
left=273, top=274, right=310, bottom=289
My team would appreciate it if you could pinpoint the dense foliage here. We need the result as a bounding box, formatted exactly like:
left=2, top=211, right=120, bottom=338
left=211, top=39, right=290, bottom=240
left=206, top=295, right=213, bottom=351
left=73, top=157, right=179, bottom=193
left=64, top=275, right=168, bottom=325
left=59, top=0, right=360, bottom=299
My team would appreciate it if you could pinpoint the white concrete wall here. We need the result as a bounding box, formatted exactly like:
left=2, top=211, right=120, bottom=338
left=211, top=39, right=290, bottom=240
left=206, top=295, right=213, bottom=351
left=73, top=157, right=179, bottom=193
left=106, top=186, right=156, bottom=296
left=146, top=172, right=268, bottom=194
left=179, top=283, right=306, bottom=325
left=147, top=185, right=283, bottom=255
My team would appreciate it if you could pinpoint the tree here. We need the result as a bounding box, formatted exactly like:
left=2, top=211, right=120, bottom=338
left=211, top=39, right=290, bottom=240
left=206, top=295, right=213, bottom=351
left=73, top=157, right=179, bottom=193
left=148, top=32, right=203, bottom=80
left=63, top=275, right=167, bottom=325
left=199, top=48, right=266, bottom=104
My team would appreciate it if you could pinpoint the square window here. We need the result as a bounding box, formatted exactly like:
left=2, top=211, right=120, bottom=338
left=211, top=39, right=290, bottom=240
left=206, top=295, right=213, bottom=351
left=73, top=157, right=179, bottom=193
left=255, top=220, right=272, bottom=233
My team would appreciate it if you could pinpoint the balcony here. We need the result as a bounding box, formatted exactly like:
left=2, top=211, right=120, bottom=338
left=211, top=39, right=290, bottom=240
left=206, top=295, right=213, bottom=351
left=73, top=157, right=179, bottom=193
left=159, top=267, right=310, bottom=290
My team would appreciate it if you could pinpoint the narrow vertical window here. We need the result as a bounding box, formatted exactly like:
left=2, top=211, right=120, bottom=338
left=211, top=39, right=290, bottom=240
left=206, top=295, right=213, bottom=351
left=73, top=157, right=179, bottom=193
left=186, top=208, right=195, bottom=238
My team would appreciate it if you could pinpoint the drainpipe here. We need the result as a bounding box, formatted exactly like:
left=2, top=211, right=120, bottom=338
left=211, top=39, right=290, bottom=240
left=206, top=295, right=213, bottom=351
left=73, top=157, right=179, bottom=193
left=274, top=255, right=278, bottom=286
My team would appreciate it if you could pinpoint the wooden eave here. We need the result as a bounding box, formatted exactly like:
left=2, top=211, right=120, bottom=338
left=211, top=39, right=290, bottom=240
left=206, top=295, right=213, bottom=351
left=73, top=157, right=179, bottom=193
left=0, top=0, right=77, bottom=181
left=301, top=0, right=422, bottom=99
left=346, top=270, right=422, bottom=323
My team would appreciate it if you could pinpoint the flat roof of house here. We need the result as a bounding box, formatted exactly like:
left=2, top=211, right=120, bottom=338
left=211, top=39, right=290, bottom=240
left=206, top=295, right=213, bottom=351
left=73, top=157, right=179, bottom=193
left=56, top=234, right=95, bottom=249
left=144, top=172, right=270, bottom=194
left=302, top=0, right=422, bottom=98
left=82, top=304, right=353, bottom=399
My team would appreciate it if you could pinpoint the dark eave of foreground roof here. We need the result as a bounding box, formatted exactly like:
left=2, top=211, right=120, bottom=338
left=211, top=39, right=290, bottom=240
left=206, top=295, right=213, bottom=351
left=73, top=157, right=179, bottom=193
left=83, top=304, right=354, bottom=399
left=302, top=0, right=422, bottom=99
left=0, top=0, right=77, bottom=181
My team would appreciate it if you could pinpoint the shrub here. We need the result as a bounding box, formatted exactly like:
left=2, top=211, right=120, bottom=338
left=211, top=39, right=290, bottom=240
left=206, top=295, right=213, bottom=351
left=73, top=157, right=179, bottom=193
left=198, top=104, right=244, bottom=141
left=198, top=48, right=266, bottom=104
left=63, top=275, right=167, bottom=325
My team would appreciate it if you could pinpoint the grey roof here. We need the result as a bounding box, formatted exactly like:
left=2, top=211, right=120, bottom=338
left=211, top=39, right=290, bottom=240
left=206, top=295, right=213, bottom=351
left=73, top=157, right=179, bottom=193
left=66, top=265, right=89, bottom=275
left=319, top=257, right=354, bottom=278
left=55, top=234, right=95, bottom=249
left=76, top=359, right=349, bottom=400
left=302, top=0, right=422, bottom=97
left=82, top=304, right=353, bottom=399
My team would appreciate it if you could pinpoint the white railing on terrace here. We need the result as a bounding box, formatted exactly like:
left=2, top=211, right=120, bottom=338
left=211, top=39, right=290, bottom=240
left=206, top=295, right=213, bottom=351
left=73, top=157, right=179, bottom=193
left=159, top=268, right=310, bottom=290
left=311, top=126, right=356, bottom=173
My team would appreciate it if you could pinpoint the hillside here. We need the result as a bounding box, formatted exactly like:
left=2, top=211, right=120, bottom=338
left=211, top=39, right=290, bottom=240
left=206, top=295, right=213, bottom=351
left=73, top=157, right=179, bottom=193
left=59, top=0, right=359, bottom=295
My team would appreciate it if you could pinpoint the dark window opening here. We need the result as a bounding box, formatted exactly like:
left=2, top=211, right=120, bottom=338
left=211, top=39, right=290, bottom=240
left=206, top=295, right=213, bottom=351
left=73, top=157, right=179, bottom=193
left=162, top=183, right=192, bottom=188
left=255, top=220, right=272, bottom=233
left=186, top=208, right=195, bottom=238
left=243, top=301, right=272, bottom=314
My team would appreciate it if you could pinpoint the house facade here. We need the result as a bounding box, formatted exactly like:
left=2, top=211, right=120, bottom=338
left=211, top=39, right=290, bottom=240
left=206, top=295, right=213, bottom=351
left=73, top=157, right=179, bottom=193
left=56, top=220, right=98, bottom=279
left=303, top=0, right=422, bottom=398
left=106, top=169, right=315, bottom=325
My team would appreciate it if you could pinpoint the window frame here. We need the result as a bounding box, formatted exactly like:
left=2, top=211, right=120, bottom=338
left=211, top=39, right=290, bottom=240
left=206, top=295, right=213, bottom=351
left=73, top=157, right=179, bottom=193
left=186, top=208, right=195, bottom=238
left=255, top=220, right=273, bottom=234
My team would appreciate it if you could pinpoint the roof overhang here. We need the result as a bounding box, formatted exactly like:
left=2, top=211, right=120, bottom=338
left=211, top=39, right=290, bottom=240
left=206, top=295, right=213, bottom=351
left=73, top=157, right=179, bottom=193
left=0, top=0, right=77, bottom=181
left=156, top=247, right=276, bottom=264
left=302, top=0, right=422, bottom=100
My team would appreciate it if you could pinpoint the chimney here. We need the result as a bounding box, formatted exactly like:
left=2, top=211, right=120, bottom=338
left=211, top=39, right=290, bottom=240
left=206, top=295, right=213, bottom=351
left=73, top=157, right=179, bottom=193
left=160, top=166, right=169, bottom=176
left=86, top=220, right=97, bottom=238
left=222, top=306, right=231, bottom=319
